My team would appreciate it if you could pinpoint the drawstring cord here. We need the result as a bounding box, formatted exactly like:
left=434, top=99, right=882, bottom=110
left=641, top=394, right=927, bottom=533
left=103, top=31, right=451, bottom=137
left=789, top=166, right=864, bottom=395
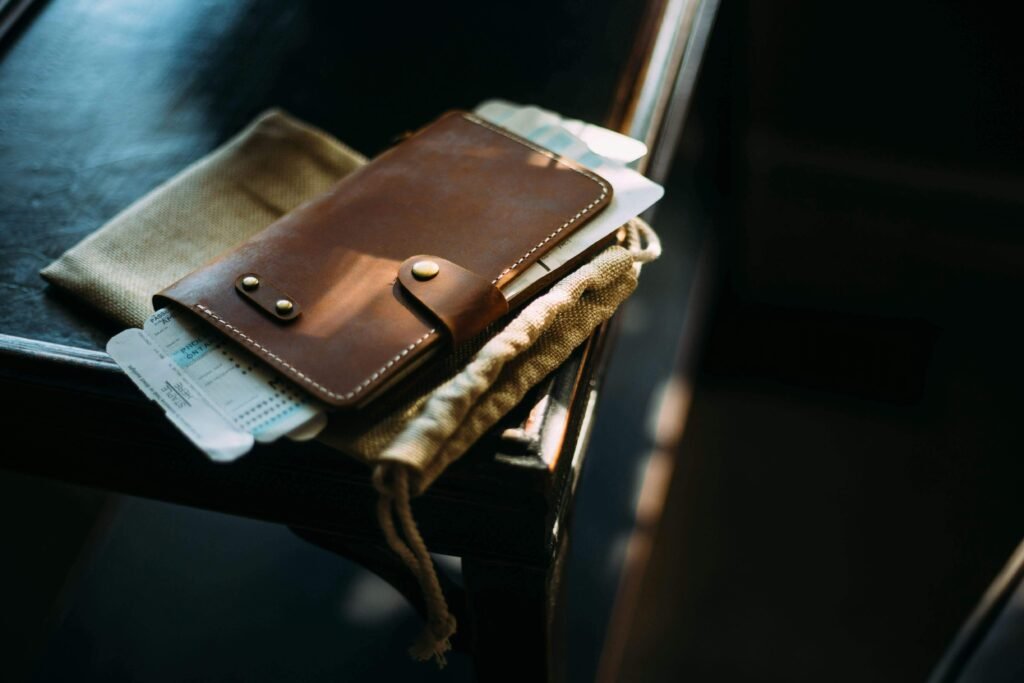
left=373, top=463, right=457, bottom=668
left=369, top=218, right=658, bottom=668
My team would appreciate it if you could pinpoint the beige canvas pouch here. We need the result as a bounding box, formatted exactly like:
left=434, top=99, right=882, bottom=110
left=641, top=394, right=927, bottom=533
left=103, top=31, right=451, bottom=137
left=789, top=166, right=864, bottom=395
left=41, top=109, right=661, bottom=665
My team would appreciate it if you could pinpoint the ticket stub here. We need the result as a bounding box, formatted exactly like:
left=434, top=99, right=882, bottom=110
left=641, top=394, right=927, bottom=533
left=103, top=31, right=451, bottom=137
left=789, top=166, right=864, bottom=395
left=474, top=102, right=664, bottom=299
left=474, top=99, right=648, bottom=164
left=107, top=306, right=326, bottom=461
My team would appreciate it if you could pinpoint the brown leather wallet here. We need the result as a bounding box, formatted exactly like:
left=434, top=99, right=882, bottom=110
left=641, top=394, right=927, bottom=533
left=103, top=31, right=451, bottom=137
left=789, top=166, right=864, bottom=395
left=154, top=111, right=614, bottom=409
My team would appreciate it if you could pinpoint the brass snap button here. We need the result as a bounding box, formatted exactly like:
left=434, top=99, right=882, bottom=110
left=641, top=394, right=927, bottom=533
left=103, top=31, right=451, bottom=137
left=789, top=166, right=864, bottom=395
left=241, top=275, right=260, bottom=290
left=411, top=260, right=440, bottom=281
left=275, top=298, right=294, bottom=315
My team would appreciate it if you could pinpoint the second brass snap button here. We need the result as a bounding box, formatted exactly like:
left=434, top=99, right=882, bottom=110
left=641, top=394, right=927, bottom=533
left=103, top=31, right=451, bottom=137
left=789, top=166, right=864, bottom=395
left=412, top=260, right=440, bottom=281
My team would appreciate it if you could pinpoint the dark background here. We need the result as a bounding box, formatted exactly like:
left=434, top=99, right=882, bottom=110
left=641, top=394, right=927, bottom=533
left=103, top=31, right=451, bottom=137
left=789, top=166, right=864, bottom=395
left=618, top=1, right=1024, bottom=681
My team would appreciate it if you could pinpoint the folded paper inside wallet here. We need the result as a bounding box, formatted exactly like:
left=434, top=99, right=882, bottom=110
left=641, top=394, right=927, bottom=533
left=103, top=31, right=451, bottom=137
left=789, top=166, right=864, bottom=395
left=153, top=111, right=614, bottom=409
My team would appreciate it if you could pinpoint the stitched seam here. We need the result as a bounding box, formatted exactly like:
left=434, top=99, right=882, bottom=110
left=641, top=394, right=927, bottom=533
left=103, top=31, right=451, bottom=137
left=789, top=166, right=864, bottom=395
left=196, top=304, right=436, bottom=401
left=461, top=113, right=610, bottom=284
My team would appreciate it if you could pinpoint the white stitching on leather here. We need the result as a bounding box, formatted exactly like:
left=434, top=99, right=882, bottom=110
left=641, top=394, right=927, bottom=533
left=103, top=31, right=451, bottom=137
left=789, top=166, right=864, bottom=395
left=196, top=304, right=436, bottom=400
left=196, top=115, right=607, bottom=402
left=461, top=113, right=610, bottom=284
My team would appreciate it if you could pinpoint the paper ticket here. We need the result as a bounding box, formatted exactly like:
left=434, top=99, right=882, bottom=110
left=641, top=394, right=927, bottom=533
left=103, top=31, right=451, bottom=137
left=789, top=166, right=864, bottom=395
left=107, top=306, right=326, bottom=461
left=474, top=102, right=664, bottom=299
left=474, top=99, right=649, bottom=164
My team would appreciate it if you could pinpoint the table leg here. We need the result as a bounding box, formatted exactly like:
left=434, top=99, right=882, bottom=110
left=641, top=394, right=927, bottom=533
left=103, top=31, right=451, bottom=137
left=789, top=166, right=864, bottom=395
left=294, top=527, right=570, bottom=679
left=462, top=538, right=570, bottom=682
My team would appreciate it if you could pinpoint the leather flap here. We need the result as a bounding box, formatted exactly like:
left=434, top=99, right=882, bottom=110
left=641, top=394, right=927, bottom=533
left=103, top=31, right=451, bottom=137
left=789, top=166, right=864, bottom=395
left=397, top=255, right=509, bottom=345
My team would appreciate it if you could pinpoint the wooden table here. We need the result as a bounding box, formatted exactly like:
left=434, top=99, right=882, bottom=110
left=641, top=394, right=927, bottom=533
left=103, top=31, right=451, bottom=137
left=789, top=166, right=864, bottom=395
left=0, top=0, right=716, bottom=679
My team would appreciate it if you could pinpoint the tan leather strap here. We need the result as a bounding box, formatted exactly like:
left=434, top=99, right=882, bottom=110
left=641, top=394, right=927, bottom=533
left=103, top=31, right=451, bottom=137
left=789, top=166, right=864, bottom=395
left=397, top=255, right=508, bottom=345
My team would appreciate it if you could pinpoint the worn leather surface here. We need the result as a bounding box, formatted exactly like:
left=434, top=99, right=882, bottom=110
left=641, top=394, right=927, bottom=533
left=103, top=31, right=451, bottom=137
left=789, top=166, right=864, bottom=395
left=155, top=111, right=612, bottom=408
left=397, top=255, right=509, bottom=345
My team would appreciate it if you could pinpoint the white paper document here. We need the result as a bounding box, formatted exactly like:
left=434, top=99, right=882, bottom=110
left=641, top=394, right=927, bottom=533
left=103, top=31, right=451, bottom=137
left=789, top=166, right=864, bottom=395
left=107, top=307, right=326, bottom=461
left=474, top=101, right=664, bottom=299
left=474, top=99, right=648, bottom=164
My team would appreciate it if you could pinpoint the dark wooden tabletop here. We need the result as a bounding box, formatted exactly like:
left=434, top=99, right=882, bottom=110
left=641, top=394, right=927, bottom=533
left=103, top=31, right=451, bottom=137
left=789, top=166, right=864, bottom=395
left=0, top=0, right=645, bottom=348
left=0, top=0, right=709, bottom=567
